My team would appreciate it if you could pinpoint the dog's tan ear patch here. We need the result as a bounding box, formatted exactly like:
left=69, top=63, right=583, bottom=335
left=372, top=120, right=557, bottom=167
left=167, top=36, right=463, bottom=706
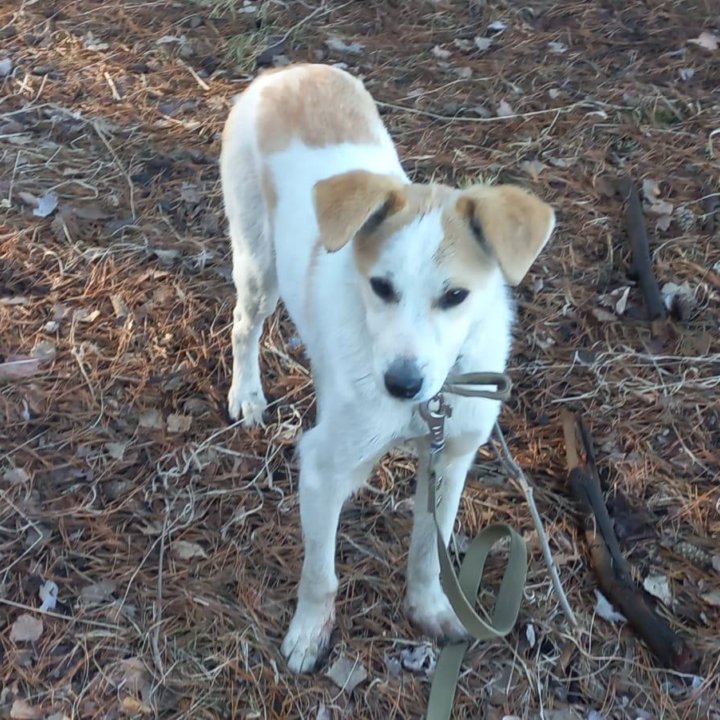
left=455, top=185, right=555, bottom=286
left=314, top=170, right=406, bottom=252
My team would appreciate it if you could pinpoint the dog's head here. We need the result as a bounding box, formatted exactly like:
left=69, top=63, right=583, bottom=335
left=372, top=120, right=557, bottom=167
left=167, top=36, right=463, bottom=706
left=313, top=170, right=555, bottom=402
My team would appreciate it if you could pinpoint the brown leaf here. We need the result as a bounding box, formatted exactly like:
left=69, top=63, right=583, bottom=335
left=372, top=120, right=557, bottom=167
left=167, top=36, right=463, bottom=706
left=326, top=655, right=368, bottom=693
left=167, top=413, right=192, bottom=433
left=0, top=356, right=42, bottom=381
left=80, top=579, right=117, bottom=603
left=700, top=590, right=720, bottom=607
left=10, top=614, right=44, bottom=642
left=688, top=31, right=718, bottom=51
left=10, top=699, right=44, bottom=720
left=138, top=409, right=164, bottom=429
left=171, top=540, right=207, bottom=560
left=496, top=99, right=514, bottom=117
left=111, top=294, right=129, bottom=318
left=3, top=467, right=30, bottom=484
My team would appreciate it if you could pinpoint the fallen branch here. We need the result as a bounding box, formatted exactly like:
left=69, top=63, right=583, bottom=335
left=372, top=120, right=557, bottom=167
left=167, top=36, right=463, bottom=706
left=617, top=176, right=667, bottom=321
left=493, top=423, right=578, bottom=628
left=561, top=411, right=697, bottom=672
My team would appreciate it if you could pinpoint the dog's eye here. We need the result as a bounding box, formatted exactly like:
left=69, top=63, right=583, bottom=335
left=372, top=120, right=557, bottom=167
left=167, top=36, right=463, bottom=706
left=369, top=277, right=397, bottom=302
left=438, top=288, right=469, bottom=310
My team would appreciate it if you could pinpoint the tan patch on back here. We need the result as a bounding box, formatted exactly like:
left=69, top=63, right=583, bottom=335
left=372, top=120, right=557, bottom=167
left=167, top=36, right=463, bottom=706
left=257, top=64, right=383, bottom=153
left=354, top=183, right=455, bottom=275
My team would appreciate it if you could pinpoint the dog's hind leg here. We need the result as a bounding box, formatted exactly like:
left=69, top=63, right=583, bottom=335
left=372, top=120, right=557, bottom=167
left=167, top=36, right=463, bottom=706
left=221, top=137, right=278, bottom=425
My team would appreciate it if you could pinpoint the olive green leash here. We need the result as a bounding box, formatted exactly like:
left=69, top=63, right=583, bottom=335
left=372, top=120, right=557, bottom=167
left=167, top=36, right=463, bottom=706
left=419, top=373, right=528, bottom=720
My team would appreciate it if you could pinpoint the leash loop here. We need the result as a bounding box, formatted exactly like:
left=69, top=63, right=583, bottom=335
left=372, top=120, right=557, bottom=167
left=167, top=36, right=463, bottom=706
left=420, top=370, right=527, bottom=720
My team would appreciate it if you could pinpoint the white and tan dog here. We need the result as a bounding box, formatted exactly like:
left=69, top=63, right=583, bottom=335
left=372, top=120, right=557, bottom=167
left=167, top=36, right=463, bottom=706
left=220, top=63, right=554, bottom=673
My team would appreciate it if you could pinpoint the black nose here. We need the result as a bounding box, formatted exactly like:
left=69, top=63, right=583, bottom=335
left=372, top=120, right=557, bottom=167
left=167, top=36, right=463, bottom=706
left=384, top=359, right=423, bottom=399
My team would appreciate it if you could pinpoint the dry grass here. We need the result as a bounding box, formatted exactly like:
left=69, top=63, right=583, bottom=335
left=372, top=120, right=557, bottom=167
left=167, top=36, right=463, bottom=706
left=1, top=1, right=719, bottom=718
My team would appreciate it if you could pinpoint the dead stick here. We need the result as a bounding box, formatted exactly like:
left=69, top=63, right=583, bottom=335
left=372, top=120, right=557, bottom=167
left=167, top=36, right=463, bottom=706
left=617, top=176, right=666, bottom=321
left=561, top=411, right=697, bottom=672
left=494, top=423, right=578, bottom=627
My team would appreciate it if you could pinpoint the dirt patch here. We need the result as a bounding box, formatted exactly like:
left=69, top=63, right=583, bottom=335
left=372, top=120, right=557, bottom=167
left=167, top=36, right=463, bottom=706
left=1, top=1, right=719, bottom=718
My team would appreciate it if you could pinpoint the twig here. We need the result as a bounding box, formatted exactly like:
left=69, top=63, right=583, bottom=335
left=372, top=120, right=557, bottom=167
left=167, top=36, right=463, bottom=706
left=561, top=411, right=697, bottom=672
left=151, top=514, right=168, bottom=678
left=493, top=422, right=578, bottom=627
left=617, top=176, right=666, bottom=321
left=376, top=100, right=579, bottom=124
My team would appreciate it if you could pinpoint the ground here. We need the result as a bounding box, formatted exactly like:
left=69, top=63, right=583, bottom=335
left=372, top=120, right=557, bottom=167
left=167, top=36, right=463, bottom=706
left=1, top=1, right=719, bottom=718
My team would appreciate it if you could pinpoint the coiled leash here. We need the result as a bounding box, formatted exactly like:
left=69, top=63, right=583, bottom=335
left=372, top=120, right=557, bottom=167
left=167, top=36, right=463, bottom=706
left=419, top=372, right=528, bottom=720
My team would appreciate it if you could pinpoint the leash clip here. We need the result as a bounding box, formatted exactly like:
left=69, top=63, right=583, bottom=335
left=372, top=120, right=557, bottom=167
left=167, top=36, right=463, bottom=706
left=419, top=393, right=452, bottom=453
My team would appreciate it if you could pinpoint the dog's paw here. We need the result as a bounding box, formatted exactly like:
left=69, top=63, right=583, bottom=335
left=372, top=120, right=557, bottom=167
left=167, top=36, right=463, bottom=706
left=227, top=385, right=267, bottom=426
left=405, top=585, right=469, bottom=642
left=281, top=608, right=335, bottom=673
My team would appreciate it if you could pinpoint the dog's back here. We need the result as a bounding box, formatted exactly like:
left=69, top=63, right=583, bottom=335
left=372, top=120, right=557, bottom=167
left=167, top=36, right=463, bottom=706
left=221, top=64, right=404, bottom=338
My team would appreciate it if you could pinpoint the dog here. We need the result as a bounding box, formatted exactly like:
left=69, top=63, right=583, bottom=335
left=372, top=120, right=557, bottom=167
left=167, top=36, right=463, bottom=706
left=220, top=63, right=555, bottom=673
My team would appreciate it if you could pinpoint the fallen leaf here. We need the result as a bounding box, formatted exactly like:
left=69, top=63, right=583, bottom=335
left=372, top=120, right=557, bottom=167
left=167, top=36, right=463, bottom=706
left=595, top=176, right=617, bottom=198
left=39, top=580, right=58, bottom=611
left=0, top=296, right=30, bottom=306
left=496, top=99, right=514, bottom=117
left=488, top=20, right=507, bottom=33
left=10, top=699, right=43, bottom=720
left=167, top=413, right=192, bottom=433
left=655, top=214, right=672, bottom=232
left=80, top=579, right=117, bottom=603
left=325, top=36, right=364, bottom=55
left=3, top=467, right=30, bottom=484
left=520, top=160, right=546, bottom=181
left=548, top=41, right=567, bottom=53
left=474, top=36, right=493, bottom=51
left=661, top=281, right=695, bottom=318
left=525, top=623, right=536, bottom=648
left=688, top=31, right=718, bottom=51
left=73, top=307, right=101, bottom=323
left=431, top=45, right=451, bottom=60
left=678, top=67, right=695, bottom=81
left=32, top=339, right=56, bottom=361
left=83, top=31, right=109, bottom=51
left=172, top=540, right=207, bottom=560
left=600, top=286, right=631, bottom=315
left=400, top=643, right=436, bottom=676
left=111, top=294, right=129, bottom=318
left=700, top=590, right=720, bottom=607
left=326, top=655, right=368, bottom=693
left=594, top=590, right=626, bottom=623
left=138, top=409, right=164, bottom=429
left=33, top=191, right=58, bottom=218
left=104, top=442, right=127, bottom=460
left=587, top=711, right=607, bottom=720
left=10, top=614, right=44, bottom=642
left=0, top=57, right=12, bottom=77
left=646, top=199, right=674, bottom=216
left=156, top=34, right=184, bottom=45
left=642, top=178, right=661, bottom=200
left=315, top=703, right=331, bottom=720
left=383, top=652, right=402, bottom=678
left=591, top=308, right=616, bottom=322
left=712, top=556, right=720, bottom=573
left=643, top=573, right=672, bottom=605
left=0, top=356, right=42, bottom=381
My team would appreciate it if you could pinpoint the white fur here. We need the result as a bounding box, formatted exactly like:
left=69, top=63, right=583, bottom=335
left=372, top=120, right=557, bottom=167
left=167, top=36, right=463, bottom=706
left=220, top=66, right=520, bottom=673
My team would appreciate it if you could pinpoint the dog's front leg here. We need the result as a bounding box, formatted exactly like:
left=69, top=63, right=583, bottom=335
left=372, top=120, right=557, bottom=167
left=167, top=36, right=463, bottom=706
left=281, top=425, right=372, bottom=673
left=405, top=435, right=481, bottom=641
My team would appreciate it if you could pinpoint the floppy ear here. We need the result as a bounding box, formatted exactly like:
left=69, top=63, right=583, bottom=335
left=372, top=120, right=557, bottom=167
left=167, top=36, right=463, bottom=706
left=313, top=170, right=406, bottom=252
left=455, top=185, right=555, bottom=286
